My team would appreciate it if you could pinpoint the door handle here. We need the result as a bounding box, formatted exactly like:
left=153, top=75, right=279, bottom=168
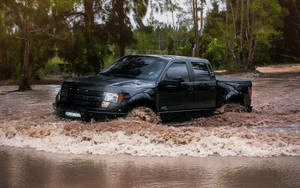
left=165, top=85, right=177, bottom=89
left=187, top=87, right=194, bottom=93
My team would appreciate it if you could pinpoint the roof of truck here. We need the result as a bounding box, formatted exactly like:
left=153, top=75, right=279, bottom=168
left=128, top=54, right=211, bottom=64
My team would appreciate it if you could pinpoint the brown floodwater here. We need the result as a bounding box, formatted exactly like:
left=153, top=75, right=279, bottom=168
left=0, top=72, right=300, bottom=187
left=0, top=73, right=299, bottom=157
left=1, top=146, right=300, bottom=188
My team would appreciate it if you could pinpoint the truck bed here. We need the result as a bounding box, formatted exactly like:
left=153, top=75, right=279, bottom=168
left=216, top=76, right=252, bottom=88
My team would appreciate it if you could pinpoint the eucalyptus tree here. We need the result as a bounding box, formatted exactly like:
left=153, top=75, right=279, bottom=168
left=1, top=0, right=58, bottom=90
left=52, top=0, right=110, bottom=74
left=212, top=0, right=283, bottom=69
left=105, top=0, right=149, bottom=57
left=183, top=0, right=205, bottom=57
left=105, top=0, right=134, bottom=57
left=0, top=5, right=16, bottom=80
left=278, top=0, right=300, bottom=60
left=243, top=0, right=282, bottom=68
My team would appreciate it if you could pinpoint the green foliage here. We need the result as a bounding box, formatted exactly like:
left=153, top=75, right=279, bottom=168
left=44, top=56, right=65, bottom=75
left=134, top=31, right=156, bottom=54
left=105, top=0, right=140, bottom=57
left=202, top=0, right=286, bottom=69
left=0, top=0, right=57, bottom=90
left=179, top=41, right=193, bottom=57
left=12, top=63, right=23, bottom=81
left=203, top=38, right=226, bottom=67
left=0, top=9, right=22, bottom=80
left=276, top=0, right=300, bottom=60
left=1, top=0, right=300, bottom=83
left=57, top=24, right=110, bottom=75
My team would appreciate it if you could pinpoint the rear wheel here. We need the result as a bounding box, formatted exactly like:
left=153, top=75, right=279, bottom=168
left=126, top=107, right=161, bottom=124
left=243, top=93, right=252, bottom=112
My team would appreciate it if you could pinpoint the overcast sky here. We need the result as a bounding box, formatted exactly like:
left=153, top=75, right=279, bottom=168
left=137, top=0, right=215, bottom=28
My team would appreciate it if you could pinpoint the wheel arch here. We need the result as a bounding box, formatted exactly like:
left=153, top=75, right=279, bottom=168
left=126, top=93, right=157, bottom=113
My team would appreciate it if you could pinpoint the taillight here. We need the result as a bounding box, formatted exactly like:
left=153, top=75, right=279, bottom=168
left=248, top=87, right=252, bottom=98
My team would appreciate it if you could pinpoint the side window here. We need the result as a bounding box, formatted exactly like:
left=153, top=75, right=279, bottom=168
left=191, top=62, right=211, bottom=81
left=164, top=62, right=189, bottom=82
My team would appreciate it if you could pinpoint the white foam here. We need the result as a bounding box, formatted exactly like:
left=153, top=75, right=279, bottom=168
left=0, top=127, right=299, bottom=157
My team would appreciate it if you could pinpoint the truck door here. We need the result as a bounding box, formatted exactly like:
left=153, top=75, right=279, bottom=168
left=190, top=61, right=217, bottom=109
left=158, top=62, right=194, bottom=112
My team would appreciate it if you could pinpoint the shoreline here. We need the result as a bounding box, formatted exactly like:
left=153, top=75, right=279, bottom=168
left=1, top=64, right=300, bottom=86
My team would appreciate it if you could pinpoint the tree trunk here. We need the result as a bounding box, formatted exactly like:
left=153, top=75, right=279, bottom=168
left=158, top=31, right=161, bottom=51
left=192, top=0, right=199, bottom=57
left=19, top=19, right=31, bottom=91
left=83, top=0, right=94, bottom=44
left=246, top=0, right=250, bottom=41
left=225, top=0, right=229, bottom=63
left=247, top=36, right=257, bottom=69
left=247, top=2, right=256, bottom=69
left=119, top=43, right=125, bottom=57
left=200, top=0, right=204, bottom=36
left=239, top=0, right=244, bottom=64
left=173, top=38, right=177, bottom=55
left=230, top=0, right=237, bottom=63
left=170, top=0, right=177, bottom=55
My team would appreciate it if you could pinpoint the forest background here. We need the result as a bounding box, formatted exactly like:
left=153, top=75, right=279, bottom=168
left=0, top=0, right=299, bottom=90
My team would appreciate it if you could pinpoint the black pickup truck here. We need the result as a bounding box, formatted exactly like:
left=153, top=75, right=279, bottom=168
left=54, top=55, right=252, bottom=121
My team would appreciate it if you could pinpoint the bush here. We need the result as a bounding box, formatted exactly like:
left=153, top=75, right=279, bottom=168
left=44, top=56, right=64, bottom=75
left=179, top=41, right=193, bottom=56
left=203, top=38, right=226, bottom=68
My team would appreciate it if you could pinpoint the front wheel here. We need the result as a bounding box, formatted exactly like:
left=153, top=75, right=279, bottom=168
left=126, top=107, right=161, bottom=124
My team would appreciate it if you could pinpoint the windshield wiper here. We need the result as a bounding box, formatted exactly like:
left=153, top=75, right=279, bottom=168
left=99, top=72, right=113, bottom=76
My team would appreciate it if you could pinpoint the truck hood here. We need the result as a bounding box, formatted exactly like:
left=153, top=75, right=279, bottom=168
left=63, top=75, right=155, bottom=95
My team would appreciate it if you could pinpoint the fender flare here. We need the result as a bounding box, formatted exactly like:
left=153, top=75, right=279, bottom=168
left=217, top=82, right=240, bottom=103
left=126, top=92, right=157, bottom=112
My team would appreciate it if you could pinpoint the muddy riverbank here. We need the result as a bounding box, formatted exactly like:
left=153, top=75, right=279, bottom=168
left=0, top=72, right=299, bottom=157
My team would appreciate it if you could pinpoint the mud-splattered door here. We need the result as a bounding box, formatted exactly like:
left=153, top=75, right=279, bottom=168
left=158, top=62, right=194, bottom=111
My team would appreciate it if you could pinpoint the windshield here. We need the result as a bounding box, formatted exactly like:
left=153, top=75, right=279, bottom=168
left=99, top=56, right=168, bottom=80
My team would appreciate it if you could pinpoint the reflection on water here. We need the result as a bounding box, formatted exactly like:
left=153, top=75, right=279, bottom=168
left=1, top=146, right=300, bottom=188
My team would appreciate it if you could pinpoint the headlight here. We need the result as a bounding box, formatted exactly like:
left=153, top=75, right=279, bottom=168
left=103, top=92, right=119, bottom=103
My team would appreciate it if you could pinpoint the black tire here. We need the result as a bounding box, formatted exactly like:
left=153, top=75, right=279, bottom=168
left=243, top=93, right=252, bottom=112
left=81, top=114, right=92, bottom=122
left=54, top=108, right=65, bottom=118
left=126, top=106, right=161, bottom=124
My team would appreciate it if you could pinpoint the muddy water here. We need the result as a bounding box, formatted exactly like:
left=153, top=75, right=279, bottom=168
left=0, top=74, right=300, bottom=187
left=0, top=74, right=299, bottom=157
left=1, top=146, right=300, bottom=188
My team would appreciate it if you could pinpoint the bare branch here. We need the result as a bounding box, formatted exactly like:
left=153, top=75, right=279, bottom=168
left=13, top=36, right=25, bottom=40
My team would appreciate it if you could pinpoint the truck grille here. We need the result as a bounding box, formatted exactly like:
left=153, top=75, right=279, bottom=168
left=60, top=84, right=103, bottom=107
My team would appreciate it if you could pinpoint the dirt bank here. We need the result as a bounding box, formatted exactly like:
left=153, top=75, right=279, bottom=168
left=256, top=64, right=300, bottom=74
left=0, top=70, right=299, bottom=157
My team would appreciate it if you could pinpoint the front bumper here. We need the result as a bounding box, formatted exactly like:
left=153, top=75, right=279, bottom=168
left=53, top=103, right=127, bottom=120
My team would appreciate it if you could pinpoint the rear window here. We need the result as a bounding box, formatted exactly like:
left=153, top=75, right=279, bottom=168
left=191, top=62, right=211, bottom=81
